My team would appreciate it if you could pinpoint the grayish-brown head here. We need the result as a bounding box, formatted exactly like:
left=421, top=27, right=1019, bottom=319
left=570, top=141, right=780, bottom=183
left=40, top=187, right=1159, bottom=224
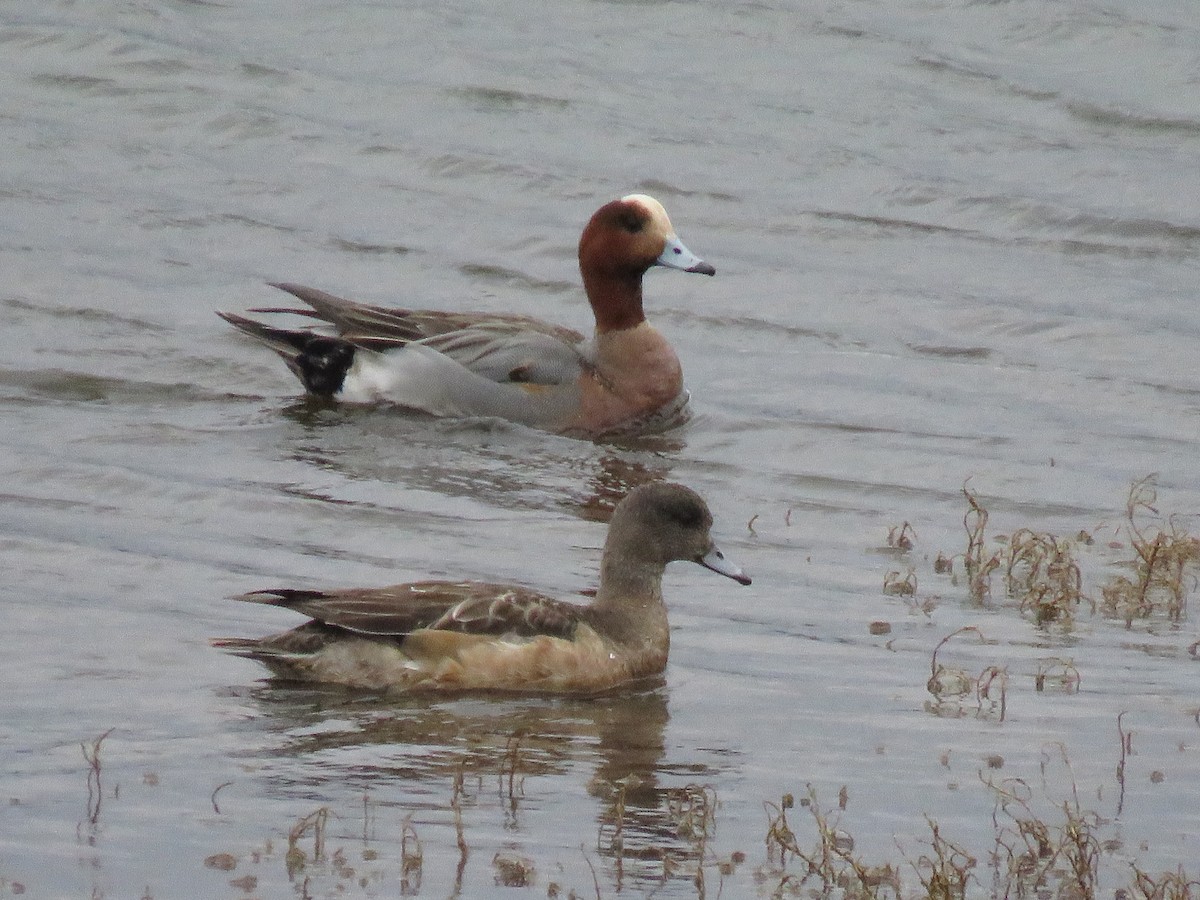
left=604, top=482, right=751, bottom=585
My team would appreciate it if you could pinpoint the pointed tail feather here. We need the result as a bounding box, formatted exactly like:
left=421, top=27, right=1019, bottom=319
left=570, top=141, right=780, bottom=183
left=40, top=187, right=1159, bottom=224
left=218, top=311, right=357, bottom=397
left=210, top=637, right=316, bottom=682
left=210, top=636, right=269, bottom=658
left=217, top=311, right=312, bottom=359
left=232, top=588, right=330, bottom=607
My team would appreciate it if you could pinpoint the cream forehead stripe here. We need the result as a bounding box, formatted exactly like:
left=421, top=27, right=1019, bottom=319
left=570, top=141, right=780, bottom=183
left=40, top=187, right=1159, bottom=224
left=621, top=193, right=675, bottom=236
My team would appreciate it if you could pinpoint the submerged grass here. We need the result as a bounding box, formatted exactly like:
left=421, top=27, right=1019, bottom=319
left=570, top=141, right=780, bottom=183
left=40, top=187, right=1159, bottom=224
left=186, top=769, right=1197, bottom=900
left=981, top=747, right=1104, bottom=899
left=910, top=475, right=1196, bottom=630
left=761, top=787, right=900, bottom=898
left=1003, top=527, right=1091, bottom=624
left=924, top=627, right=1008, bottom=721
left=878, top=475, right=1196, bottom=729
left=1101, top=475, right=1200, bottom=626
left=749, top=761, right=1190, bottom=900
left=903, top=817, right=975, bottom=900
left=284, top=806, right=330, bottom=879
left=1130, top=864, right=1200, bottom=899
left=956, top=482, right=1090, bottom=622
left=81, top=726, right=116, bottom=829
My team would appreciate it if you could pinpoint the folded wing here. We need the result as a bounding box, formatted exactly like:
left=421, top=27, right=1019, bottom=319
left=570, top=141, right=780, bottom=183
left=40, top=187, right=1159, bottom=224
left=234, top=581, right=584, bottom=641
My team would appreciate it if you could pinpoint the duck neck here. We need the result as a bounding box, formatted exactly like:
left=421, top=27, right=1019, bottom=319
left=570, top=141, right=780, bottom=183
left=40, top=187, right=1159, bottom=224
left=582, top=268, right=647, bottom=333
left=591, top=543, right=669, bottom=646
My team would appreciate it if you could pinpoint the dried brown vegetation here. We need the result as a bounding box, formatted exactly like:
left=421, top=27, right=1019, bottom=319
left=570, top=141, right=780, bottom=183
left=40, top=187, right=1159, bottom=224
left=884, top=569, right=918, bottom=597
left=1034, top=658, right=1081, bottom=693
left=925, top=477, right=1199, bottom=630
left=925, top=627, right=1007, bottom=720
left=961, top=483, right=1000, bottom=604
left=1128, top=864, right=1200, bottom=900
left=1003, top=527, right=1091, bottom=624
left=982, top=748, right=1105, bottom=899
left=285, top=806, right=331, bottom=879
left=754, top=762, right=1195, bottom=900
left=666, top=784, right=720, bottom=898
left=81, top=727, right=116, bottom=828
left=187, top=761, right=1197, bottom=900
left=400, top=816, right=423, bottom=894
left=888, top=522, right=917, bottom=552
left=762, top=788, right=900, bottom=899
left=902, top=818, right=976, bottom=900
left=1101, top=475, right=1200, bottom=626
left=955, top=484, right=1089, bottom=622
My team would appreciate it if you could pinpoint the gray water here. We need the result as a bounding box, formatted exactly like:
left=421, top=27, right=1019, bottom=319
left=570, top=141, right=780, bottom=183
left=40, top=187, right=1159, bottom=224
left=3, top=0, right=1199, bottom=896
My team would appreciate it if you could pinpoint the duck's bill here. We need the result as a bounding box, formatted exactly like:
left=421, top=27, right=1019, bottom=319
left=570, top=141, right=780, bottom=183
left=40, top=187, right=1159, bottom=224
left=656, top=235, right=716, bottom=276
left=698, top=545, right=751, bottom=585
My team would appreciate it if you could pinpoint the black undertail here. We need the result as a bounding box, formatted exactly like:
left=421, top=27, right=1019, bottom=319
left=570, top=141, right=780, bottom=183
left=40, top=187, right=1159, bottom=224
left=218, top=311, right=357, bottom=398
left=294, top=336, right=355, bottom=397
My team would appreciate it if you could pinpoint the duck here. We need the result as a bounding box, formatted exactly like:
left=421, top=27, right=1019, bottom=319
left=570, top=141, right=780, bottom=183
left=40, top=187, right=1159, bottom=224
left=218, top=194, right=715, bottom=438
left=213, top=482, right=751, bottom=694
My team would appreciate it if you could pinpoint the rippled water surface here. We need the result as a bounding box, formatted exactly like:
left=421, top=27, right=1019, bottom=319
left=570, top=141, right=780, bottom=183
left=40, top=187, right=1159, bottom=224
left=3, top=1, right=1199, bottom=896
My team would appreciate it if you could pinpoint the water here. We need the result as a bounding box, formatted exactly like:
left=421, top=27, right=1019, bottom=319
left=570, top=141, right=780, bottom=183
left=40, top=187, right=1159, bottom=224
left=3, top=0, right=1199, bottom=896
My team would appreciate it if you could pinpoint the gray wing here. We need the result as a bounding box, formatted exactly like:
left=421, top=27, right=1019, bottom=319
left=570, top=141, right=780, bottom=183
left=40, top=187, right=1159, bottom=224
left=420, top=326, right=590, bottom=386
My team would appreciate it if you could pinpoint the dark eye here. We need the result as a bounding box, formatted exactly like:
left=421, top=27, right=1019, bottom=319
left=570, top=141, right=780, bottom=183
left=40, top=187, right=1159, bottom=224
left=616, top=209, right=645, bottom=233
left=665, top=498, right=705, bottom=529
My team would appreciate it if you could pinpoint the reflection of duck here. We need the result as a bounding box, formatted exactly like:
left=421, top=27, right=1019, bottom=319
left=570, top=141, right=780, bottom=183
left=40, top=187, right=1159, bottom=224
left=215, top=483, right=750, bottom=693
left=229, top=685, right=674, bottom=790
left=224, top=684, right=729, bottom=893
left=219, top=194, right=715, bottom=438
left=576, top=452, right=676, bottom=524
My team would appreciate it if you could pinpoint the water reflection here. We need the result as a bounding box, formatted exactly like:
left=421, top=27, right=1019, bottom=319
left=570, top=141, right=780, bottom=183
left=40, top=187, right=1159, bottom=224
left=222, top=682, right=732, bottom=892
left=577, top=452, right=673, bottom=522
left=274, top=400, right=682, bottom=519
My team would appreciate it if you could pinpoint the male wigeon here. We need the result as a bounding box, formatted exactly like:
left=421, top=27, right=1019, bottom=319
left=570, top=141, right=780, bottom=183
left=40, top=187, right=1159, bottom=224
left=218, top=194, right=714, bottom=438
left=213, top=482, right=750, bottom=694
